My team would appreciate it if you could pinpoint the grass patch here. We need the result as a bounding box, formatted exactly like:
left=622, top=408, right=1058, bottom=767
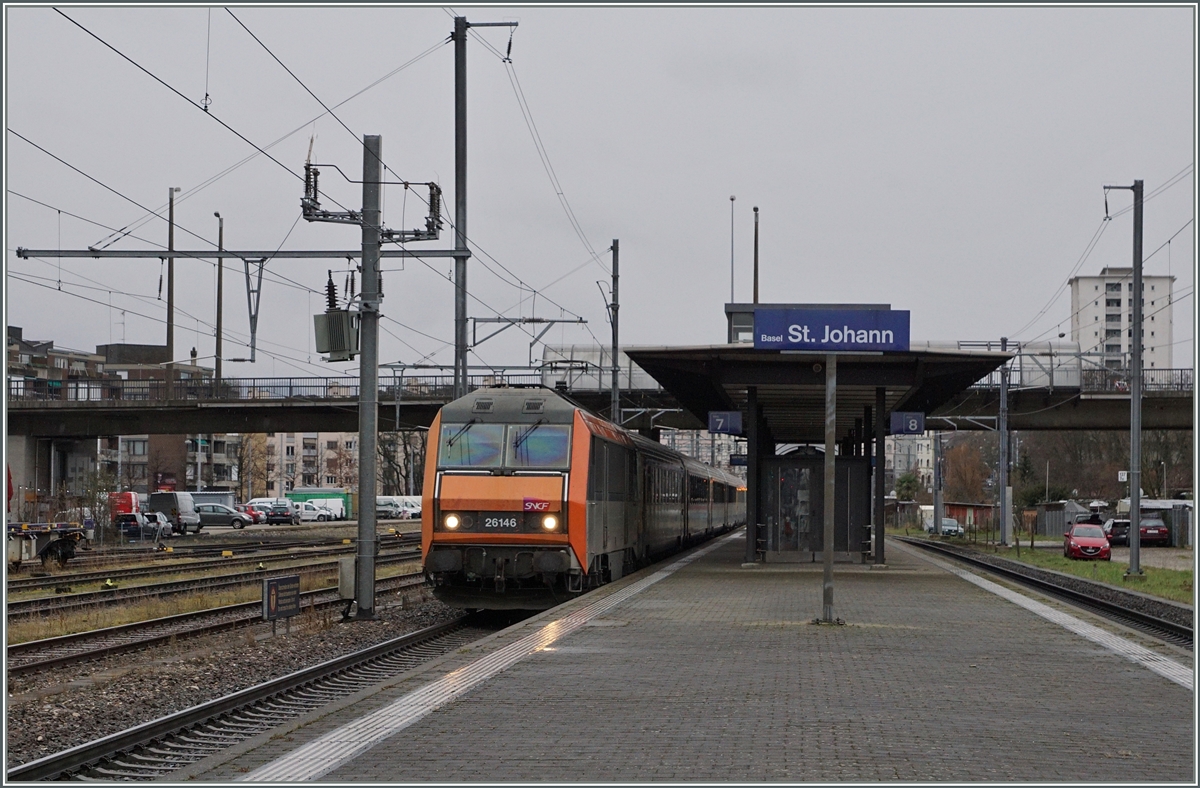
left=887, top=528, right=1192, bottom=605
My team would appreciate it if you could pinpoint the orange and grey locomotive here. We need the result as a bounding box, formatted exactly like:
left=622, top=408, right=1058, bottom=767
left=421, top=387, right=745, bottom=609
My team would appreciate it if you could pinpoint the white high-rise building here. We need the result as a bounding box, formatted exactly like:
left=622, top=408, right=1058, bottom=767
left=1069, top=266, right=1174, bottom=370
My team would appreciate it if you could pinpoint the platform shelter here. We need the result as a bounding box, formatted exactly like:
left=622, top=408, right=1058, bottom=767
left=626, top=304, right=1010, bottom=585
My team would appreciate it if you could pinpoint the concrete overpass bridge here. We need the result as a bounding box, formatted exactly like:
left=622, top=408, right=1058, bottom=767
left=6, top=365, right=1193, bottom=439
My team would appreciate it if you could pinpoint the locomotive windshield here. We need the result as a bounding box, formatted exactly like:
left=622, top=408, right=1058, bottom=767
left=508, top=424, right=571, bottom=468
left=438, top=423, right=571, bottom=469
left=438, top=423, right=506, bottom=467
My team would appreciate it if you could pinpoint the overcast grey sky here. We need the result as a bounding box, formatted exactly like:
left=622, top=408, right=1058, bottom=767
left=5, top=5, right=1196, bottom=379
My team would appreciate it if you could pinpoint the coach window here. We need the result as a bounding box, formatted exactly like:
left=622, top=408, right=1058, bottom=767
left=507, top=425, right=572, bottom=469
left=438, top=423, right=506, bottom=468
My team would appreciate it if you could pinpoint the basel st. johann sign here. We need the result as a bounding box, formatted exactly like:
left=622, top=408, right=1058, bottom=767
left=753, top=308, right=910, bottom=353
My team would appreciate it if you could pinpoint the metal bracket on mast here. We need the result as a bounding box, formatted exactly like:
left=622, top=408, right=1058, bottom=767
left=469, top=316, right=587, bottom=365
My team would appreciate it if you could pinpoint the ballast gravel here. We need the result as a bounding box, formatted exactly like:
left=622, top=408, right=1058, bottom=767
left=5, top=596, right=465, bottom=769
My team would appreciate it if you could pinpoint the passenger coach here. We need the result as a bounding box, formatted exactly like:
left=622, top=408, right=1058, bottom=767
left=422, top=387, right=745, bottom=609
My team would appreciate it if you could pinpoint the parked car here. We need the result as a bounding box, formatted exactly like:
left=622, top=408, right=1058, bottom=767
left=1138, top=519, right=1172, bottom=547
left=376, top=500, right=404, bottom=520
left=1103, top=518, right=1169, bottom=547
left=148, top=491, right=202, bottom=535
left=265, top=503, right=299, bottom=525
left=1063, top=523, right=1111, bottom=560
left=196, top=503, right=253, bottom=529
left=237, top=504, right=266, bottom=524
left=925, top=517, right=962, bottom=537
left=298, top=502, right=332, bottom=522
left=1103, top=518, right=1130, bottom=545
left=115, top=512, right=174, bottom=540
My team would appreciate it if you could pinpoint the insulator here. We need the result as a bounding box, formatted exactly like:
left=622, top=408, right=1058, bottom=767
left=325, top=270, right=338, bottom=311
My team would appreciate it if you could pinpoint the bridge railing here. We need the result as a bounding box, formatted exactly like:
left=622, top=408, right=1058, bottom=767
left=6, top=373, right=548, bottom=404
left=969, top=367, right=1193, bottom=393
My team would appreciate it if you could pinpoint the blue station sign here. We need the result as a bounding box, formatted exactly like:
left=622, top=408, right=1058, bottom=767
left=753, top=308, right=910, bottom=352
left=708, top=411, right=743, bottom=435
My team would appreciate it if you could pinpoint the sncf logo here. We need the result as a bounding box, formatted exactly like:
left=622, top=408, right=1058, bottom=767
left=523, top=498, right=551, bottom=512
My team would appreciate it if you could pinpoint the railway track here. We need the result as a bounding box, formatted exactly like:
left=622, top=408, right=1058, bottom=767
left=6, top=572, right=427, bottom=676
left=7, top=534, right=418, bottom=594
left=7, top=615, right=496, bottom=782
left=900, top=537, right=1193, bottom=650
left=20, top=536, right=359, bottom=572
left=6, top=548, right=420, bottom=618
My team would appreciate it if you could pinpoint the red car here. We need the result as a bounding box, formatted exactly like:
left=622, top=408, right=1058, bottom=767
left=1063, top=523, right=1111, bottom=561
left=237, top=504, right=267, bottom=524
left=1137, top=519, right=1172, bottom=547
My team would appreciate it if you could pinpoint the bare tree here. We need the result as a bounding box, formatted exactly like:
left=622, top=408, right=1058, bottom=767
left=326, top=444, right=358, bottom=488
left=234, top=433, right=268, bottom=501
left=944, top=438, right=988, bottom=503
left=377, top=430, right=426, bottom=496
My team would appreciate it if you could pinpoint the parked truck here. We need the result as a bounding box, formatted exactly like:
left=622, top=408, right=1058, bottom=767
left=286, top=487, right=352, bottom=520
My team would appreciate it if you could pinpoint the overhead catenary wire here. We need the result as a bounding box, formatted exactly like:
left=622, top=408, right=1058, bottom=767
left=224, top=10, right=596, bottom=354
left=53, top=9, right=355, bottom=216
left=1023, top=217, right=1195, bottom=345
left=35, top=10, right=606, bottom=368
left=1010, top=165, right=1194, bottom=341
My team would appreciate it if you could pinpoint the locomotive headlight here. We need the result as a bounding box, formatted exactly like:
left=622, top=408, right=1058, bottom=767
left=541, top=514, right=559, bottom=531
left=444, top=513, right=461, bottom=530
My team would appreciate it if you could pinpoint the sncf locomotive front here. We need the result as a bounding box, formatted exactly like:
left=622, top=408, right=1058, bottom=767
left=422, top=388, right=588, bottom=610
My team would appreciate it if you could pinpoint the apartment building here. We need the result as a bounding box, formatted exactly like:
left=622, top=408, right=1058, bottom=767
left=1069, top=266, right=1174, bottom=370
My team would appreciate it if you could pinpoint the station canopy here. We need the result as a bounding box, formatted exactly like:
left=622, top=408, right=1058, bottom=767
left=624, top=341, right=1011, bottom=445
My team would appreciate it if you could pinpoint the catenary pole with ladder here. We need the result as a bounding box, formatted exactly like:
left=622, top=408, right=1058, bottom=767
left=998, top=336, right=1010, bottom=545
left=214, top=212, right=223, bottom=383
left=454, top=16, right=469, bottom=399
left=611, top=239, right=619, bottom=422
left=354, top=134, right=383, bottom=619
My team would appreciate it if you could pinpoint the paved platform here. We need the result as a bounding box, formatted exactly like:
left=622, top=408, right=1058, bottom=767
left=184, top=532, right=1194, bottom=783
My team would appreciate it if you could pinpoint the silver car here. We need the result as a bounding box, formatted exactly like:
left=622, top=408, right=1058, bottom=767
left=196, top=503, right=253, bottom=529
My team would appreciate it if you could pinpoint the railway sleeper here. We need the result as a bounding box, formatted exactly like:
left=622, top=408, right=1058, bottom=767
left=145, top=745, right=208, bottom=759
left=90, top=765, right=164, bottom=779
left=117, top=751, right=190, bottom=767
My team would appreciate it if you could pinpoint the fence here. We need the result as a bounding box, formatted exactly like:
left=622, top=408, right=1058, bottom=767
left=8, top=373, right=545, bottom=404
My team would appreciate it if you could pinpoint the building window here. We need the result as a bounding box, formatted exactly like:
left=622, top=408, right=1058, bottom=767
left=54, top=357, right=67, bottom=369
left=266, top=463, right=275, bottom=473
left=286, top=463, right=295, bottom=475
left=285, top=445, right=295, bottom=456
left=327, top=440, right=338, bottom=450
left=1106, top=283, right=1121, bottom=293
left=267, top=432, right=275, bottom=437
left=1106, top=299, right=1121, bottom=308
left=326, top=475, right=337, bottom=485
left=266, top=444, right=276, bottom=455
left=267, top=480, right=275, bottom=492
left=345, top=440, right=355, bottom=450
left=1105, top=344, right=1121, bottom=353
left=1105, top=329, right=1120, bottom=339
left=128, top=440, right=148, bottom=456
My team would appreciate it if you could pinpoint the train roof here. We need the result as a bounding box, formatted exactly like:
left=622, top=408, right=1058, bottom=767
left=439, top=386, right=578, bottom=425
